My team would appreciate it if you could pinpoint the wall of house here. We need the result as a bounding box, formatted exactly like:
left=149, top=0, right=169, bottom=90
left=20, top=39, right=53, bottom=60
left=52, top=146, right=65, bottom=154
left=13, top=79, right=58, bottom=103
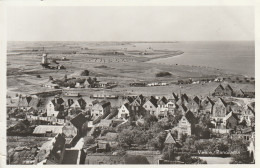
left=118, top=105, right=129, bottom=119
left=176, top=116, right=192, bottom=138
left=143, top=101, right=156, bottom=115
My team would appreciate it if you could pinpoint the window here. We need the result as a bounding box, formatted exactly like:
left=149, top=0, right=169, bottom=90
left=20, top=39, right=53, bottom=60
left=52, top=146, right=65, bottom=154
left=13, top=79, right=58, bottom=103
left=96, top=114, right=98, bottom=116
left=150, top=106, right=152, bottom=108
left=145, top=105, right=147, bottom=108
left=122, top=110, right=125, bottom=112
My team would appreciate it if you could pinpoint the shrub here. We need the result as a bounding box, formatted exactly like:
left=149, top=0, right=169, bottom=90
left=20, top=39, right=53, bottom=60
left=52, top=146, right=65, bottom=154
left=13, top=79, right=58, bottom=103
left=80, top=70, right=89, bottom=76
left=156, top=71, right=172, bottom=77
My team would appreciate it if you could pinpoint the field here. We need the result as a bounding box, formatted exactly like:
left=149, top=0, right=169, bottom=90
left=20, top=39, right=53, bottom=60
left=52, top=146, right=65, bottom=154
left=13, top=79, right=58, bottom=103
left=7, top=41, right=251, bottom=96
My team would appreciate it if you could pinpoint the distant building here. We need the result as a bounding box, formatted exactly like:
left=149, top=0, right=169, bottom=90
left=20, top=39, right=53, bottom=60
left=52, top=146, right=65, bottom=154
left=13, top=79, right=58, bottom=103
left=42, top=81, right=59, bottom=89
left=223, top=112, right=239, bottom=129
left=46, top=96, right=65, bottom=117
left=155, top=97, right=168, bottom=119
left=174, top=111, right=197, bottom=138
left=212, top=98, right=229, bottom=122
left=91, top=100, right=111, bottom=120
left=143, top=96, right=158, bottom=115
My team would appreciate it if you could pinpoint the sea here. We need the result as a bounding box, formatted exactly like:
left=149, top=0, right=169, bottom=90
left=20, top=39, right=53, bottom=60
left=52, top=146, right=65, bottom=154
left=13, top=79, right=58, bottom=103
left=143, top=41, right=255, bottom=77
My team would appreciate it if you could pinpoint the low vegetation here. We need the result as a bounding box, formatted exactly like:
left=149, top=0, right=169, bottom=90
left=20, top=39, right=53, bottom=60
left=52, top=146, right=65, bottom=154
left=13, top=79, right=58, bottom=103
left=156, top=71, right=172, bottom=77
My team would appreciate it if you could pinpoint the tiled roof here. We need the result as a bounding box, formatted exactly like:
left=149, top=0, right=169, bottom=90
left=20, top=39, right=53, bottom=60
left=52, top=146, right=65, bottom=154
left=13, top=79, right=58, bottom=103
left=98, top=119, right=112, bottom=127
left=185, top=110, right=197, bottom=124
left=70, top=113, right=87, bottom=129
left=99, top=100, right=111, bottom=108
left=33, top=125, right=63, bottom=134
left=164, top=132, right=176, bottom=144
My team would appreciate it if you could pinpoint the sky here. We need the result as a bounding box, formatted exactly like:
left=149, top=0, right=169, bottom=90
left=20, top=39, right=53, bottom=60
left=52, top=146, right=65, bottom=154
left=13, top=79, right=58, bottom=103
left=6, top=6, right=254, bottom=41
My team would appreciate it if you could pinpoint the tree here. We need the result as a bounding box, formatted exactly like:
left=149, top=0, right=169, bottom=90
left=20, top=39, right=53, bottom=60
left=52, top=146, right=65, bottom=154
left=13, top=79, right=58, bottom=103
left=179, top=153, right=193, bottom=164
left=80, top=70, right=89, bottom=76
left=117, top=129, right=135, bottom=147
left=83, top=136, right=95, bottom=148
left=231, top=150, right=253, bottom=164
left=217, top=142, right=229, bottom=154
left=230, top=138, right=253, bottom=164
left=149, top=131, right=167, bottom=150
left=162, top=144, right=177, bottom=161
left=144, top=115, right=158, bottom=127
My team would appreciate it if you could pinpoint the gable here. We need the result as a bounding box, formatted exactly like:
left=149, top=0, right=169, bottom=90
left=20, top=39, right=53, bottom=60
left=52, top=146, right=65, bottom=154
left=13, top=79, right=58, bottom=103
left=143, top=100, right=156, bottom=108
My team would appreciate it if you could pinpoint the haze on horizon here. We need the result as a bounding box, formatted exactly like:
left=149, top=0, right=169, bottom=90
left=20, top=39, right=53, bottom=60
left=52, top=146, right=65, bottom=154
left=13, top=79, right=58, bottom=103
left=6, top=6, right=254, bottom=41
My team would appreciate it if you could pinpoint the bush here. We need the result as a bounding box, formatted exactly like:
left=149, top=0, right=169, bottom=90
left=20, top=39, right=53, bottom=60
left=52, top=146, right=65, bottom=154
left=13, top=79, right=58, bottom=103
left=80, top=70, right=89, bottom=76
left=156, top=71, right=172, bottom=77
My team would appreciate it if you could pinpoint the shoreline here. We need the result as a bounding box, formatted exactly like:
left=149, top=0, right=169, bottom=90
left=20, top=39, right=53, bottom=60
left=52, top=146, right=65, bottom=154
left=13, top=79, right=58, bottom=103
left=146, top=53, right=254, bottom=78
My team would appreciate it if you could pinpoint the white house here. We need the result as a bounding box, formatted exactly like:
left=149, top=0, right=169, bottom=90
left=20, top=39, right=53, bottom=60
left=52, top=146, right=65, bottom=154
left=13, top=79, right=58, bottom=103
left=143, top=96, right=158, bottom=115
left=91, top=101, right=111, bottom=120
left=118, top=103, right=130, bottom=119
left=46, top=97, right=64, bottom=117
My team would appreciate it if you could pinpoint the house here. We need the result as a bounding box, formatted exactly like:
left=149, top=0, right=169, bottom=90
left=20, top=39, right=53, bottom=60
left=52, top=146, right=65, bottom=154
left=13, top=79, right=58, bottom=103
left=123, top=96, right=135, bottom=104
left=240, top=88, right=255, bottom=98
left=212, top=98, right=230, bottom=122
left=223, top=112, right=239, bottom=129
left=98, top=119, right=113, bottom=128
left=36, top=133, right=66, bottom=164
left=91, top=100, right=111, bottom=120
left=213, top=84, right=225, bottom=96
left=42, top=81, right=59, bottom=89
left=62, top=124, right=78, bottom=138
left=174, top=110, right=196, bottom=139
left=70, top=113, right=87, bottom=135
left=164, top=132, right=176, bottom=145
left=185, top=96, right=201, bottom=114
left=75, top=82, right=84, bottom=88
left=46, top=96, right=65, bottom=117
left=155, top=97, right=168, bottom=119
left=131, top=94, right=145, bottom=106
left=83, top=80, right=91, bottom=88
left=247, top=133, right=255, bottom=162
left=17, top=96, right=32, bottom=109
left=224, top=84, right=234, bottom=96
left=143, top=96, right=158, bottom=115
left=168, top=92, right=179, bottom=103
left=118, top=103, right=131, bottom=119
left=200, top=97, right=214, bottom=114
left=33, top=125, right=64, bottom=137
left=99, top=81, right=108, bottom=88
left=165, top=101, right=175, bottom=115
left=67, top=98, right=74, bottom=107
left=176, top=104, right=188, bottom=115
left=70, top=98, right=86, bottom=110
left=241, top=102, right=255, bottom=126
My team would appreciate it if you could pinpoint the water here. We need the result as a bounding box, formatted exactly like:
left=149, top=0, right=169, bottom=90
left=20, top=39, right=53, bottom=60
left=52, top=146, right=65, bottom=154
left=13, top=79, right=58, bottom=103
left=199, top=157, right=232, bottom=164
left=147, top=41, right=255, bottom=77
